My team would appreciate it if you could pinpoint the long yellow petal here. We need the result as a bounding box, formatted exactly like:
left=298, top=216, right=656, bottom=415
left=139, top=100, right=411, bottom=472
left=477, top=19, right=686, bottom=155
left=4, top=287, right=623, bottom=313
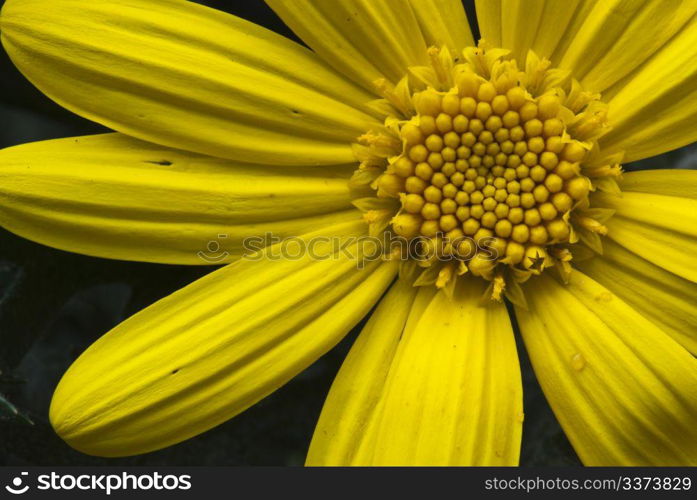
left=407, top=0, right=474, bottom=53
left=554, top=1, right=696, bottom=93
left=501, top=0, right=551, bottom=64
left=476, top=1, right=696, bottom=101
left=599, top=12, right=697, bottom=162
left=474, top=0, right=503, bottom=47
left=617, top=169, right=697, bottom=199
left=518, top=271, right=697, bottom=465
left=576, top=238, right=697, bottom=355
left=475, top=0, right=585, bottom=63
left=596, top=191, right=697, bottom=236
left=310, top=279, right=522, bottom=466
left=306, top=278, right=420, bottom=466
left=0, top=134, right=356, bottom=265
left=266, top=0, right=429, bottom=90
left=0, top=0, right=379, bottom=166
left=593, top=189, right=697, bottom=282
left=49, top=219, right=398, bottom=457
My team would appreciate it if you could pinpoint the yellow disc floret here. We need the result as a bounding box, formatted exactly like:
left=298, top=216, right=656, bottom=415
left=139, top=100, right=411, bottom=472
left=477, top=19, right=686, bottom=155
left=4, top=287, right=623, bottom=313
left=351, top=43, right=620, bottom=302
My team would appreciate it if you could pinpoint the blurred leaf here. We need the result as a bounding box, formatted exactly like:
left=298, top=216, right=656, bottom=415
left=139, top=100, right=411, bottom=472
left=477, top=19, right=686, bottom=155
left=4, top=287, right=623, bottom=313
left=0, top=393, right=33, bottom=425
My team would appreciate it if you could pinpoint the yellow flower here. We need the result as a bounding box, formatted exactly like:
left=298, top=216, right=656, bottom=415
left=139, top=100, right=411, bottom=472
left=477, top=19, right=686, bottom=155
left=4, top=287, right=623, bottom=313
left=0, top=0, right=696, bottom=465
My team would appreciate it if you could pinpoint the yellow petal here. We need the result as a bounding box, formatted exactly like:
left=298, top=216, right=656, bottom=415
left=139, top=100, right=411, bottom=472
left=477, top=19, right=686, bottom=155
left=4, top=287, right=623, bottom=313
left=310, top=278, right=522, bottom=466
left=49, top=219, right=398, bottom=457
left=595, top=190, right=697, bottom=236
left=599, top=13, right=697, bottom=162
left=501, top=0, right=553, bottom=64
left=266, top=0, right=429, bottom=91
left=475, top=0, right=585, bottom=63
left=517, top=271, right=697, bottom=465
left=407, top=0, right=474, bottom=53
left=474, top=0, right=503, bottom=47
left=529, top=0, right=585, bottom=62
left=618, top=169, right=697, bottom=199
left=593, top=190, right=697, bottom=282
left=576, top=238, right=697, bottom=355
left=0, top=134, right=356, bottom=264
left=503, top=0, right=556, bottom=64
left=555, top=0, right=696, bottom=93
left=307, top=278, right=421, bottom=465
left=0, top=0, right=379, bottom=166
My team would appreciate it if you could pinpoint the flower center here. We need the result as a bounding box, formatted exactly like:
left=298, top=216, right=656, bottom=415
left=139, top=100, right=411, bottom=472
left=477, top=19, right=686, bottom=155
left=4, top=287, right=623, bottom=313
left=385, top=83, right=590, bottom=274
left=352, top=43, right=622, bottom=302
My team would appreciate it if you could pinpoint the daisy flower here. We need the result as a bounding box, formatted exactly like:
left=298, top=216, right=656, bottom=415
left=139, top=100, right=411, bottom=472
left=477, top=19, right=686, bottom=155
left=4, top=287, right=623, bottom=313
left=0, top=0, right=696, bottom=465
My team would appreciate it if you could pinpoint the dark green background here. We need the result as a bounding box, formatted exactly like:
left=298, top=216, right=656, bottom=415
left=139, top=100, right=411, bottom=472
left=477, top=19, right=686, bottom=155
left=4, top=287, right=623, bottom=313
left=1, top=0, right=694, bottom=466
